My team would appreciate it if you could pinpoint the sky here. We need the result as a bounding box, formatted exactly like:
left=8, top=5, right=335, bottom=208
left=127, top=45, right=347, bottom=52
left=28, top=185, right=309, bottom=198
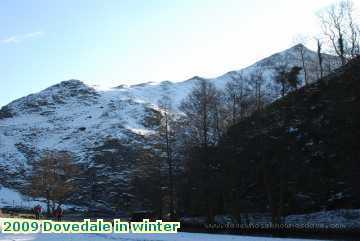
left=0, top=0, right=346, bottom=107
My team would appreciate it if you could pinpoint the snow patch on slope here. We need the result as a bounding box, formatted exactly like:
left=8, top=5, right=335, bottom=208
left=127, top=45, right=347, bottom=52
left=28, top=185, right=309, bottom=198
left=0, top=185, right=45, bottom=209
left=0, top=185, right=84, bottom=210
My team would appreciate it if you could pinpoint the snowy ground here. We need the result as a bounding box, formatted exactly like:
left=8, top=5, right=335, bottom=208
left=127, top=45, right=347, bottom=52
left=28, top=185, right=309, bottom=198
left=0, top=233, right=319, bottom=241
left=0, top=185, right=45, bottom=209
left=0, top=186, right=84, bottom=211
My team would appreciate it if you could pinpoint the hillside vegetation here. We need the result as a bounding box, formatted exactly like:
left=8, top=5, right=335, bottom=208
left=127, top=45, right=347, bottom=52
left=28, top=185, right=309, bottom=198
left=214, top=57, right=360, bottom=222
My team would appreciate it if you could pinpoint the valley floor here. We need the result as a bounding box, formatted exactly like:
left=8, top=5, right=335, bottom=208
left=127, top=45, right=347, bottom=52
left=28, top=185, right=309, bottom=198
left=0, top=233, right=320, bottom=241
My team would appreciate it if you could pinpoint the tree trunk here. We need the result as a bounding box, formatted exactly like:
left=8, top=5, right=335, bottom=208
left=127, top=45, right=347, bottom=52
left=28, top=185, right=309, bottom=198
left=165, top=113, right=175, bottom=219
left=46, top=190, right=50, bottom=216
left=232, top=96, right=236, bottom=125
left=317, top=39, right=324, bottom=79
left=300, top=48, right=308, bottom=85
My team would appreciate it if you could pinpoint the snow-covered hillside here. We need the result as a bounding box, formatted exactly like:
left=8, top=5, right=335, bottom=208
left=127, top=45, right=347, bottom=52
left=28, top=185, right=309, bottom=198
left=0, top=44, right=339, bottom=206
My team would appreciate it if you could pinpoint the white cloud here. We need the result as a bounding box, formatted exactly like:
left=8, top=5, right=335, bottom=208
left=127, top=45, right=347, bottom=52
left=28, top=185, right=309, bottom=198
left=1, top=31, right=44, bottom=44
left=23, top=31, right=44, bottom=38
left=2, top=36, right=19, bottom=43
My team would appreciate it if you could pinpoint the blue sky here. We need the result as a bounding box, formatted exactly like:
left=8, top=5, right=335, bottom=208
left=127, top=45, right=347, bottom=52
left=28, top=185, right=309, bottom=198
left=0, top=0, right=342, bottom=107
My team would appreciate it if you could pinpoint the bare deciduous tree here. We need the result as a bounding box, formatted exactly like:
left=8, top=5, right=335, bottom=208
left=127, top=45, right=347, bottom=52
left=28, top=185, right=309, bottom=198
left=224, top=72, right=250, bottom=125
left=180, top=78, right=224, bottom=222
left=157, top=88, right=176, bottom=219
left=293, top=35, right=310, bottom=85
left=318, top=0, right=360, bottom=64
left=180, top=78, right=223, bottom=148
left=316, top=38, right=324, bottom=78
left=249, top=68, right=266, bottom=112
left=30, top=151, right=79, bottom=214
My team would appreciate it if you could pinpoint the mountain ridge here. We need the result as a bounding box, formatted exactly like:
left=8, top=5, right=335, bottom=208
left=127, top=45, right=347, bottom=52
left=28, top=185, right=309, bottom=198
left=0, top=44, right=338, bottom=113
left=0, top=44, right=340, bottom=209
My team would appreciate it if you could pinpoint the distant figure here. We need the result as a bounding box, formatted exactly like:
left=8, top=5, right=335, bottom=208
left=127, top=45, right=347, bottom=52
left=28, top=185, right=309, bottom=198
left=53, top=205, right=63, bottom=221
left=33, top=204, right=42, bottom=220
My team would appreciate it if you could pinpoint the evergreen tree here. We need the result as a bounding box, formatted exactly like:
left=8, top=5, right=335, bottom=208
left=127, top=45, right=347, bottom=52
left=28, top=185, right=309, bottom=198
left=275, top=65, right=302, bottom=97
left=287, top=66, right=302, bottom=90
left=275, top=64, right=290, bottom=97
